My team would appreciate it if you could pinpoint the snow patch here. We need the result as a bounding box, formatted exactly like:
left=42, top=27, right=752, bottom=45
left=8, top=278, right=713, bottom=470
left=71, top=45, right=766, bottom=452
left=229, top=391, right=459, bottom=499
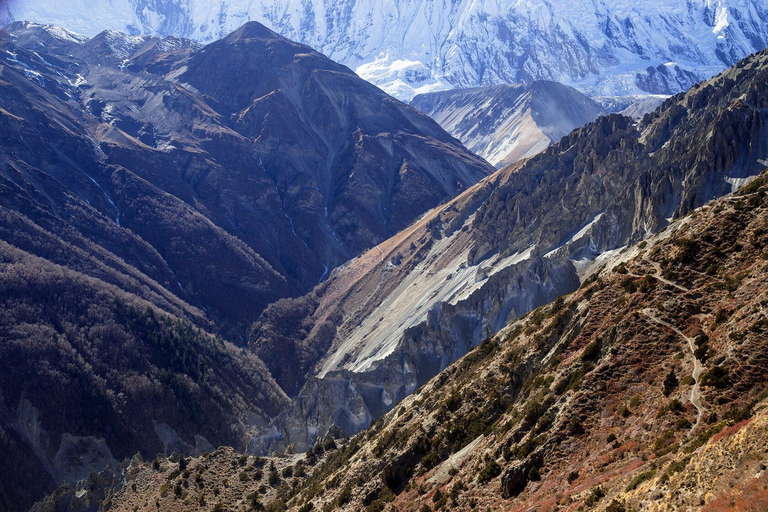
left=22, top=68, right=45, bottom=86
left=545, top=213, right=604, bottom=258
left=85, top=174, right=120, bottom=225
left=725, top=175, right=757, bottom=193
left=713, top=6, right=730, bottom=38
left=357, top=55, right=452, bottom=102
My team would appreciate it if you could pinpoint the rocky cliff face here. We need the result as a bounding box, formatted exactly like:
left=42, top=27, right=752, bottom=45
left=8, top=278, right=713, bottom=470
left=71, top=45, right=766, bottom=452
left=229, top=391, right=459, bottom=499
left=249, top=48, right=768, bottom=455
left=281, top=169, right=768, bottom=512
left=4, top=0, right=768, bottom=100
left=412, top=82, right=607, bottom=167
left=469, top=49, right=768, bottom=264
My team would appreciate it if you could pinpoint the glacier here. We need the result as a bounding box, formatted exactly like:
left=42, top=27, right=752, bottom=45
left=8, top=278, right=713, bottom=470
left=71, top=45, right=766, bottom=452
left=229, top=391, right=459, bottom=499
left=2, top=0, right=767, bottom=100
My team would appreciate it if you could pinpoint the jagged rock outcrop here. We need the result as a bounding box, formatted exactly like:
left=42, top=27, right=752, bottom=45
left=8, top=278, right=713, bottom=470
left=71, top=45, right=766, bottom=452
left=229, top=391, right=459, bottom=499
left=250, top=48, right=768, bottom=454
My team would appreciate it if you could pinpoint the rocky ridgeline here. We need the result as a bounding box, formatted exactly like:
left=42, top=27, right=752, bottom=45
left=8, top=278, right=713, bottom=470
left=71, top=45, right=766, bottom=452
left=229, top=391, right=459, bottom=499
left=249, top=48, right=768, bottom=455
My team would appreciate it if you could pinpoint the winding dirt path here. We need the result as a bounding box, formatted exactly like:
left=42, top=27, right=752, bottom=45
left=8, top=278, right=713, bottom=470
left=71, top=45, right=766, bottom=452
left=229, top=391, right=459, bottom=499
left=642, top=256, right=691, bottom=293
left=642, top=308, right=705, bottom=434
left=632, top=255, right=705, bottom=433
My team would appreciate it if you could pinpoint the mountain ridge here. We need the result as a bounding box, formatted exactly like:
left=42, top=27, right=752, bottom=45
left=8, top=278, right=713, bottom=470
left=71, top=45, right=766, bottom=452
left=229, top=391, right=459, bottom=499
left=0, top=20, right=491, bottom=329
left=0, top=19, right=491, bottom=511
left=412, top=82, right=607, bottom=167
left=247, top=46, right=768, bottom=455
left=2, top=12, right=768, bottom=512
left=4, top=1, right=768, bottom=99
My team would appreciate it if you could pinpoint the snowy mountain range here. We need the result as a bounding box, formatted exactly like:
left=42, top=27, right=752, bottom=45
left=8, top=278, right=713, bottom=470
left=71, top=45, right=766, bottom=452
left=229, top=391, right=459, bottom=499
left=3, top=0, right=768, bottom=100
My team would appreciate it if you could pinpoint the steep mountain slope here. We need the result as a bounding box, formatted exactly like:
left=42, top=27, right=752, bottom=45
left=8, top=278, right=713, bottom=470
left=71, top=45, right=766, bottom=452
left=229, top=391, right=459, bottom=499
left=0, top=241, right=290, bottom=512
left=4, top=0, right=768, bottom=99
left=0, top=21, right=491, bottom=332
left=62, top=168, right=768, bottom=512
left=282, top=168, right=768, bottom=512
left=0, top=20, right=490, bottom=511
left=248, top=47, right=768, bottom=454
left=411, top=82, right=607, bottom=167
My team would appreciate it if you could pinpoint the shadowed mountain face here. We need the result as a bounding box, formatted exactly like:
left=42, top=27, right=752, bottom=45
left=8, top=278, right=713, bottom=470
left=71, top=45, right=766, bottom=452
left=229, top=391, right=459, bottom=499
left=0, top=20, right=492, bottom=333
left=0, top=20, right=491, bottom=511
left=412, top=82, right=607, bottom=167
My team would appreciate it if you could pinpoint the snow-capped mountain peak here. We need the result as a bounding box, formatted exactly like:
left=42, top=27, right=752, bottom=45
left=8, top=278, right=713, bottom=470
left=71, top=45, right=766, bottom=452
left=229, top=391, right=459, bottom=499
left=3, top=0, right=767, bottom=99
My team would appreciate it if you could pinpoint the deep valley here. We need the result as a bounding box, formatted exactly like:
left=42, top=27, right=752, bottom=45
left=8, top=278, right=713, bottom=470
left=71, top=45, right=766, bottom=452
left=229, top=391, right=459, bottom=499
left=0, top=7, right=767, bottom=512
